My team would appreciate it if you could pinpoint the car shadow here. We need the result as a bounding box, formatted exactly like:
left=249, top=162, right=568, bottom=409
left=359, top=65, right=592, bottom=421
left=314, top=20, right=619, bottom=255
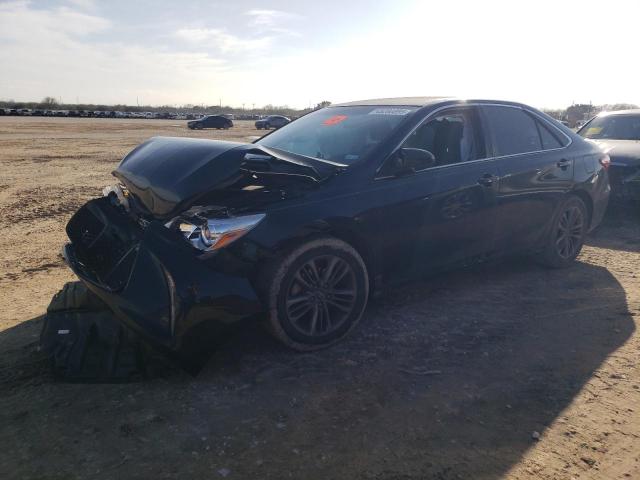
left=0, top=250, right=635, bottom=479
left=586, top=205, right=640, bottom=253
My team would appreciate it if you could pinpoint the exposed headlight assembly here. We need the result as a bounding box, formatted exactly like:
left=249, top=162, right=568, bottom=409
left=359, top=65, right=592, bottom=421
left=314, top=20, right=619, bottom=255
left=176, top=213, right=266, bottom=252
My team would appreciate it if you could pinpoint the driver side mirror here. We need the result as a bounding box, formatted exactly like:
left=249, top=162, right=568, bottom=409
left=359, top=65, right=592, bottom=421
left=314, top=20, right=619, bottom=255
left=391, top=147, right=436, bottom=176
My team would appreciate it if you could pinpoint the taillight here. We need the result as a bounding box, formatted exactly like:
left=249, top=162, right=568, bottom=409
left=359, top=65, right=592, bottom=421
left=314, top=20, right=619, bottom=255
left=599, top=155, right=611, bottom=170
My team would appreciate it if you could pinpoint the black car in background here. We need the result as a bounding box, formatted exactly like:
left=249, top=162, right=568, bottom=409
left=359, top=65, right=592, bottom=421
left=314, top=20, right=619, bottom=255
left=61, top=98, right=610, bottom=360
left=187, top=115, right=233, bottom=130
left=255, top=115, right=290, bottom=130
left=578, top=109, right=640, bottom=202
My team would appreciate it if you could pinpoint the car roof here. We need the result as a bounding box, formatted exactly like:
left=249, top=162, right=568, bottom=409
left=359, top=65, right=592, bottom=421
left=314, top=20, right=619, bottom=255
left=597, top=109, right=640, bottom=117
left=334, top=97, right=454, bottom=107
left=331, top=97, right=539, bottom=110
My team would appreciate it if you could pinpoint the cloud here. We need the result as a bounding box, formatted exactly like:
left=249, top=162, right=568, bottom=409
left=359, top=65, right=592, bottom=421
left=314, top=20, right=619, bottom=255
left=244, top=9, right=301, bottom=37
left=0, top=1, right=237, bottom=106
left=0, top=1, right=110, bottom=39
left=65, top=0, right=96, bottom=10
left=245, top=9, right=300, bottom=28
left=174, top=28, right=273, bottom=53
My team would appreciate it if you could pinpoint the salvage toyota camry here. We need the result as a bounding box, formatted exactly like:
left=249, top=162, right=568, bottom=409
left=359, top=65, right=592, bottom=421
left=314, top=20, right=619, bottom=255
left=62, top=97, right=610, bottom=358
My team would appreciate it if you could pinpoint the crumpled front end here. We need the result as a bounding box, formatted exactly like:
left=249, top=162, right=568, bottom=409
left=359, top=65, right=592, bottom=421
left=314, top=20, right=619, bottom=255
left=63, top=197, right=263, bottom=355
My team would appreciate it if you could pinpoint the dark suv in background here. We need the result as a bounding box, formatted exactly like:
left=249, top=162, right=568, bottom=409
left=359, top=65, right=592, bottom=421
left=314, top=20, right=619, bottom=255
left=255, top=115, right=290, bottom=130
left=61, top=97, right=610, bottom=361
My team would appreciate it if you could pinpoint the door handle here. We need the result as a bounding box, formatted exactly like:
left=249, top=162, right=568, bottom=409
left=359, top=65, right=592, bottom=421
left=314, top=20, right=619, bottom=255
left=557, top=159, right=571, bottom=170
left=477, top=173, right=496, bottom=187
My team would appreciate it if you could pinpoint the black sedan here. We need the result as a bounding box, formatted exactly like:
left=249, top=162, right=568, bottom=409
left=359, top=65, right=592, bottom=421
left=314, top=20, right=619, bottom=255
left=255, top=115, right=290, bottom=130
left=187, top=115, right=233, bottom=130
left=60, top=97, right=610, bottom=360
left=577, top=109, right=640, bottom=203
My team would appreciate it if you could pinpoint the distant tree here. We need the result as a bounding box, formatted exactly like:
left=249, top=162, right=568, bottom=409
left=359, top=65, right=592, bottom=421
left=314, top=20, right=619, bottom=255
left=315, top=100, right=331, bottom=109
left=602, top=103, right=639, bottom=111
left=41, top=96, right=58, bottom=106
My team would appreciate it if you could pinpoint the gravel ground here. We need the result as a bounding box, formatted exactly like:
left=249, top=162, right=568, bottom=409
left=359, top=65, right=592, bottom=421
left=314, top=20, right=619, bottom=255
left=0, top=117, right=639, bottom=480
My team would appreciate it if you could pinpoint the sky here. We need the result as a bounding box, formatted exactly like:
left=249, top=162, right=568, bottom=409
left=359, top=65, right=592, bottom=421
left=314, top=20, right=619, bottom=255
left=0, top=0, right=638, bottom=110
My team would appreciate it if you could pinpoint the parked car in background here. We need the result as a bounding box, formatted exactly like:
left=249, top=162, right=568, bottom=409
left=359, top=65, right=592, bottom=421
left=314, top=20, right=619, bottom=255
left=0, top=108, right=5, bottom=116
left=578, top=109, right=640, bottom=203
left=187, top=115, right=233, bottom=130
left=61, top=97, right=609, bottom=364
left=255, top=115, right=290, bottom=130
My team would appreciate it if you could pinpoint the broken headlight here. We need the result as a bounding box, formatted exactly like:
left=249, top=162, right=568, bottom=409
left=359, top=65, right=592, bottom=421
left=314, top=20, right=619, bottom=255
left=176, top=213, right=266, bottom=252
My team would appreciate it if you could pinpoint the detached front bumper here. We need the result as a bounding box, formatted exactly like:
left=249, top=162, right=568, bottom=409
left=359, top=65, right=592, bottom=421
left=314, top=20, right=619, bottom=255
left=63, top=198, right=262, bottom=355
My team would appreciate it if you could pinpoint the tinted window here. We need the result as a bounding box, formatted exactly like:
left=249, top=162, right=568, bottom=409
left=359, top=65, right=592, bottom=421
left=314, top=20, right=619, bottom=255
left=402, top=109, right=483, bottom=168
left=482, top=106, right=542, bottom=156
left=537, top=121, right=563, bottom=150
left=578, top=114, right=640, bottom=140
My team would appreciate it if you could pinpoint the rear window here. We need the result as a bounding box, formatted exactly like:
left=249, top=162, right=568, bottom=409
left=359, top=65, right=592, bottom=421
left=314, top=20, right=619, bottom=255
left=481, top=106, right=541, bottom=156
left=481, top=106, right=568, bottom=156
left=256, top=106, right=418, bottom=164
left=579, top=114, right=640, bottom=140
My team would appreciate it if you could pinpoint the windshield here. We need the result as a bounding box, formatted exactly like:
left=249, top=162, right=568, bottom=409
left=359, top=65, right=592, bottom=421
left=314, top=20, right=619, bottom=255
left=579, top=114, right=640, bottom=140
left=256, top=105, right=418, bottom=164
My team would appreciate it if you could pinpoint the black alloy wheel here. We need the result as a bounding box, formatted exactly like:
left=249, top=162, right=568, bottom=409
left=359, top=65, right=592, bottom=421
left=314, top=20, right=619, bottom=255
left=263, top=237, right=369, bottom=350
left=285, top=255, right=357, bottom=337
left=538, top=195, right=588, bottom=268
left=555, top=203, right=585, bottom=259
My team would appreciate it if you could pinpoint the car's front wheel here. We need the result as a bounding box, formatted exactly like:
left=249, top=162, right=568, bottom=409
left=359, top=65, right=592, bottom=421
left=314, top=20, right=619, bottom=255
left=261, top=237, right=369, bottom=351
left=538, top=195, right=588, bottom=268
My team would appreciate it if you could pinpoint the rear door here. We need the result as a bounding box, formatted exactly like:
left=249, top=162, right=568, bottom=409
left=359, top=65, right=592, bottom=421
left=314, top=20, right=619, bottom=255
left=479, top=105, right=574, bottom=251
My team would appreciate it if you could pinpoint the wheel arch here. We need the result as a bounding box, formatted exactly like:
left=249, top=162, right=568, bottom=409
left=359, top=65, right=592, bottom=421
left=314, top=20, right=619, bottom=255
left=266, top=218, right=379, bottom=296
left=570, top=188, right=594, bottom=227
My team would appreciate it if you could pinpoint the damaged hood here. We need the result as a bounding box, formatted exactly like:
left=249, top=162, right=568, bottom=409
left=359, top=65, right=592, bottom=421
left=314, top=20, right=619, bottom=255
left=590, top=139, right=640, bottom=167
left=113, top=137, right=338, bottom=218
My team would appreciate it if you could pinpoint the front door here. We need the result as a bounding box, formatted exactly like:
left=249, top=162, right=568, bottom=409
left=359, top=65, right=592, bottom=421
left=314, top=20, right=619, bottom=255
left=368, top=106, right=501, bottom=280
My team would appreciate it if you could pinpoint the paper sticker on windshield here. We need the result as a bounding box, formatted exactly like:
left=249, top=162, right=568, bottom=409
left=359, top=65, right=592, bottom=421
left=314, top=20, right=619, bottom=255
left=323, top=115, right=348, bottom=126
left=585, top=127, right=602, bottom=136
left=369, top=108, right=413, bottom=116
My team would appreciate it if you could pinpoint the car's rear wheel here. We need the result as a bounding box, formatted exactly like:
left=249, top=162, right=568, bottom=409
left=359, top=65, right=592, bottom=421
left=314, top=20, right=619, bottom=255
left=261, top=237, right=369, bottom=351
left=538, top=195, right=588, bottom=268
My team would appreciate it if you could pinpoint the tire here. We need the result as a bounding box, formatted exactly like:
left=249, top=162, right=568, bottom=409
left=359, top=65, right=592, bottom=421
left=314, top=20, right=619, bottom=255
left=260, top=237, right=369, bottom=351
left=537, top=195, right=588, bottom=268
left=264, top=123, right=270, bottom=130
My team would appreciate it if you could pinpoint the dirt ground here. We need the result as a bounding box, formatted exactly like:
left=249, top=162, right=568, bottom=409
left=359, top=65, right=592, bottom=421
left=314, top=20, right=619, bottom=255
left=0, top=116, right=639, bottom=480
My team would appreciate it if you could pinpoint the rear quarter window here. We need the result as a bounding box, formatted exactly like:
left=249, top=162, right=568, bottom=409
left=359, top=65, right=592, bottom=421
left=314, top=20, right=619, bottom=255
left=537, top=120, right=564, bottom=150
